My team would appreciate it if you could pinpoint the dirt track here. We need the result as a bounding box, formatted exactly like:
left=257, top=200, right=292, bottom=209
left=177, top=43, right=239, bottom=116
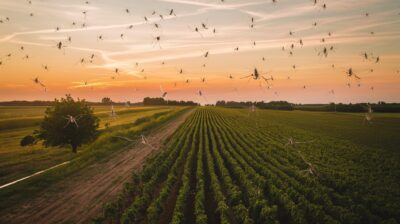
left=1, top=110, right=193, bottom=224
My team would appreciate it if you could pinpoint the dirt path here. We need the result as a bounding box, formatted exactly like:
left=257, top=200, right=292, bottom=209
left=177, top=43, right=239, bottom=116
left=1, top=110, right=194, bottom=224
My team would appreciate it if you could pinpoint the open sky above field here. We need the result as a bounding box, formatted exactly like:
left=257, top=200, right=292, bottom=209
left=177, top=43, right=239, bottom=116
left=0, top=0, right=399, bottom=104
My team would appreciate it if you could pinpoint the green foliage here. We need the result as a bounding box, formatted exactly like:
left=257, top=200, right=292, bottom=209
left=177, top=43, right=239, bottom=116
left=20, top=135, right=36, bottom=147
left=35, top=95, right=99, bottom=153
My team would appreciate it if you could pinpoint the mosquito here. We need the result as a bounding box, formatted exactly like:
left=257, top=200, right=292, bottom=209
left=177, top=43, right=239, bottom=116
left=56, top=41, right=65, bottom=50
left=141, top=134, right=155, bottom=149
left=160, top=85, right=167, bottom=98
left=300, top=161, right=319, bottom=177
left=110, top=105, right=117, bottom=119
left=284, top=137, right=315, bottom=147
left=22, top=54, right=30, bottom=60
left=361, top=52, right=371, bottom=60
left=113, top=136, right=135, bottom=142
left=32, top=77, right=46, bottom=91
left=364, top=104, right=373, bottom=124
left=346, top=68, right=360, bottom=79
left=64, top=115, right=83, bottom=128
left=285, top=137, right=318, bottom=177
left=317, top=46, right=328, bottom=57
left=152, top=36, right=162, bottom=48
left=241, top=68, right=274, bottom=84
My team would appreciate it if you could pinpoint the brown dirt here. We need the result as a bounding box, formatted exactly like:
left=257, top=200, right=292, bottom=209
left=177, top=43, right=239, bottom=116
left=1, top=110, right=194, bottom=224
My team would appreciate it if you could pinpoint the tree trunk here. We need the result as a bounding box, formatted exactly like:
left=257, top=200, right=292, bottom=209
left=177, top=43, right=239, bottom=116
left=71, top=144, right=77, bottom=153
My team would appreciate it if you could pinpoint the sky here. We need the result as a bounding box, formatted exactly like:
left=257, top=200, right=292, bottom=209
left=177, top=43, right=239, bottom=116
left=0, top=0, right=399, bottom=104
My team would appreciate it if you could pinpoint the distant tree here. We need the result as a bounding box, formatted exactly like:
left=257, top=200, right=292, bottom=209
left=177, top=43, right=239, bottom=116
left=35, top=95, right=99, bottom=153
left=101, top=97, right=113, bottom=105
left=20, top=135, right=36, bottom=147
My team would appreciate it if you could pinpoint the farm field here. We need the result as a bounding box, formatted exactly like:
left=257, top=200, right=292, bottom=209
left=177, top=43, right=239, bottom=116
left=0, top=106, right=181, bottom=186
left=99, top=107, right=400, bottom=224
left=1, top=0, right=400, bottom=223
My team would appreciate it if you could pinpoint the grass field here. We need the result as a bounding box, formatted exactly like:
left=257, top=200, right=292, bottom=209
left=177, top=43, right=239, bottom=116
left=99, top=107, right=400, bottom=224
left=0, top=106, right=177, bottom=186
left=0, top=105, right=191, bottom=214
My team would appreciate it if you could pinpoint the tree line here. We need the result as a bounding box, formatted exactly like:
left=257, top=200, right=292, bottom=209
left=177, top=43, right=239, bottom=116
left=215, top=100, right=400, bottom=112
left=0, top=97, right=199, bottom=107
left=143, top=97, right=199, bottom=106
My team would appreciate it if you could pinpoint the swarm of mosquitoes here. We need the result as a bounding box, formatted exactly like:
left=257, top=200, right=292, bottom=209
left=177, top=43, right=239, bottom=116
left=1, top=0, right=395, bottom=174
left=0, top=1, right=389, bottom=98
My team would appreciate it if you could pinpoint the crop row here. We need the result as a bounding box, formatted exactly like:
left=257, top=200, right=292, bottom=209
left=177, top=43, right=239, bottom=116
left=98, top=108, right=398, bottom=224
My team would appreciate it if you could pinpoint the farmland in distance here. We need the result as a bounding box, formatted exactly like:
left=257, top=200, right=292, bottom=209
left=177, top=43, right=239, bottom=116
left=99, top=107, right=400, bottom=224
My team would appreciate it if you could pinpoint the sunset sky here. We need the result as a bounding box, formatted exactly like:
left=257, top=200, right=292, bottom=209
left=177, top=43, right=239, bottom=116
left=0, top=0, right=399, bottom=104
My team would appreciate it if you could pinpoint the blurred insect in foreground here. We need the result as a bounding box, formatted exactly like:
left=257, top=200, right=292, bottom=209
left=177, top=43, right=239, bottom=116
left=241, top=68, right=274, bottom=84
left=346, top=68, right=360, bottom=79
left=284, top=137, right=315, bottom=147
left=300, top=157, right=319, bottom=177
left=247, top=104, right=257, bottom=116
left=141, top=134, right=155, bottom=149
left=56, top=41, right=66, bottom=50
left=64, top=115, right=83, bottom=128
left=112, top=134, right=153, bottom=149
left=110, top=105, right=117, bottom=119
left=152, top=36, right=162, bottom=48
left=285, top=137, right=319, bottom=177
left=364, top=104, right=373, bottom=125
left=160, top=85, right=167, bottom=98
left=33, top=77, right=46, bottom=91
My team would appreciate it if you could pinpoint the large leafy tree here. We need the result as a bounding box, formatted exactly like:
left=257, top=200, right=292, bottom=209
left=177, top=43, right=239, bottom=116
left=35, top=95, right=99, bottom=153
